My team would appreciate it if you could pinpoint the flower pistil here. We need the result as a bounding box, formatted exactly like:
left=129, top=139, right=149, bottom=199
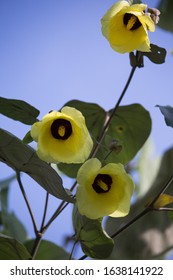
left=51, top=119, right=72, bottom=140
left=124, top=13, right=142, bottom=30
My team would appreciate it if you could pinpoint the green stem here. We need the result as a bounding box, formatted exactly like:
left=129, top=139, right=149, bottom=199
left=31, top=200, right=70, bottom=259
left=148, top=175, right=173, bottom=208
left=30, top=193, right=49, bottom=259
left=31, top=192, right=51, bottom=259
left=112, top=174, right=173, bottom=239
left=111, top=208, right=150, bottom=239
left=40, top=192, right=49, bottom=229
left=30, top=197, right=70, bottom=259
left=90, top=65, right=137, bottom=158
left=16, top=171, right=38, bottom=235
left=43, top=201, right=69, bottom=231
left=69, top=240, right=78, bottom=260
left=70, top=64, right=136, bottom=192
left=30, top=233, right=43, bottom=260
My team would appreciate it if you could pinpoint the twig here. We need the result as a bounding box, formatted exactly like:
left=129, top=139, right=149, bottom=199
left=30, top=233, right=43, bottom=260
left=111, top=208, right=150, bottom=239
left=16, top=171, right=38, bottom=235
left=43, top=201, right=69, bottom=231
left=148, top=175, right=173, bottom=208
left=40, top=192, right=49, bottom=229
left=30, top=192, right=50, bottom=259
left=69, top=240, right=78, bottom=260
left=90, top=64, right=137, bottom=158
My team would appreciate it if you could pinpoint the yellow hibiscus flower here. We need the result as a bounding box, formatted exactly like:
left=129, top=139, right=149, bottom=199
left=76, top=158, right=134, bottom=219
left=31, top=107, right=93, bottom=164
left=101, top=0, right=155, bottom=53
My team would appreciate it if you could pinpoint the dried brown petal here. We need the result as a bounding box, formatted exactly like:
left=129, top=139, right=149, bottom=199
left=147, top=7, right=161, bottom=24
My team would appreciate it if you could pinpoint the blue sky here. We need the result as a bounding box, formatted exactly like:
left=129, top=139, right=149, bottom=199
left=0, top=0, right=173, bottom=258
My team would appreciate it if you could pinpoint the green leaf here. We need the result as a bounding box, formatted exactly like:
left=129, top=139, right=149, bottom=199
left=25, top=239, right=70, bottom=260
left=0, top=129, right=74, bottom=203
left=0, top=186, right=9, bottom=230
left=0, top=184, right=9, bottom=212
left=0, top=96, right=40, bottom=125
left=156, top=105, right=173, bottom=128
left=58, top=102, right=151, bottom=177
left=137, top=139, right=161, bottom=198
left=73, top=206, right=114, bottom=259
left=129, top=0, right=142, bottom=4
left=22, top=130, right=33, bottom=144
left=63, top=99, right=106, bottom=140
left=57, top=163, right=81, bottom=178
left=157, top=0, right=173, bottom=33
left=0, top=234, right=31, bottom=260
left=1, top=212, right=28, bottom=243
left=0, top=175, right=28, bottom=242
left=100, top=104, right=152, bottom=164
left=0, top=175, right=16, bottom=213
left=143, top=44, right=166, bottom=64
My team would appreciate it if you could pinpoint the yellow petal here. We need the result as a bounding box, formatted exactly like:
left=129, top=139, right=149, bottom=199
left=77, top=158, right=101, bottom=186
left=61, top=106, right=84, bottom=122
left=42, top=110, right=62, bottom=122
left=126, top=3, right=147, bottom=13
left=100, top=163, right=134, bottom=216
left=30, top=121, right=42, bottom=142
left=31, top=106, right=93, bottom=164
left=138, top=14, right=155, bottom=32
left=101, top=0, right=129, bottom=39
left=154, top=194, right=173, bottom=209
left=101, top=1, right=155, bottom=53
left=76, top=159, right=134, bottom=219
left=109, top=15, right=151, bottom=53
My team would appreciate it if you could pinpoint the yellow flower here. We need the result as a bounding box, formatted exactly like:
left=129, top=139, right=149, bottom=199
left=76, top=158, right=134, bottom=219
left=101, top=0, right=155, bottom=53
left=31, top=107, right=93, bottom=164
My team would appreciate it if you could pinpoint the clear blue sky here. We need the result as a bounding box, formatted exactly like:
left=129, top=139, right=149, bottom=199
left=0, top=0, right=173, bottom=258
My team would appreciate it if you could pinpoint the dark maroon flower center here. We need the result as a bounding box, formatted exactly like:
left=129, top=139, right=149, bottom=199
left=92, top=174, right=112, bottom=193
left=123, top=13, right=142, bottom=30
left=51, top=118, right=72, bottom=140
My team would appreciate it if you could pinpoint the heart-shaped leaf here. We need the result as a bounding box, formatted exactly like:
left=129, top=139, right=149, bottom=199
left=25, top=239, right=70, bottom=260
left=0, top=234, right=31, bottom=260
left=58, top=101, right=151, bottom=177
left=99, top=103, right=152, bottom=164
left=0, top=96, right=40, bottom=125
left=63, top=99, right=106, bottom=140
left=73, top=206, right=114, bottom=259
